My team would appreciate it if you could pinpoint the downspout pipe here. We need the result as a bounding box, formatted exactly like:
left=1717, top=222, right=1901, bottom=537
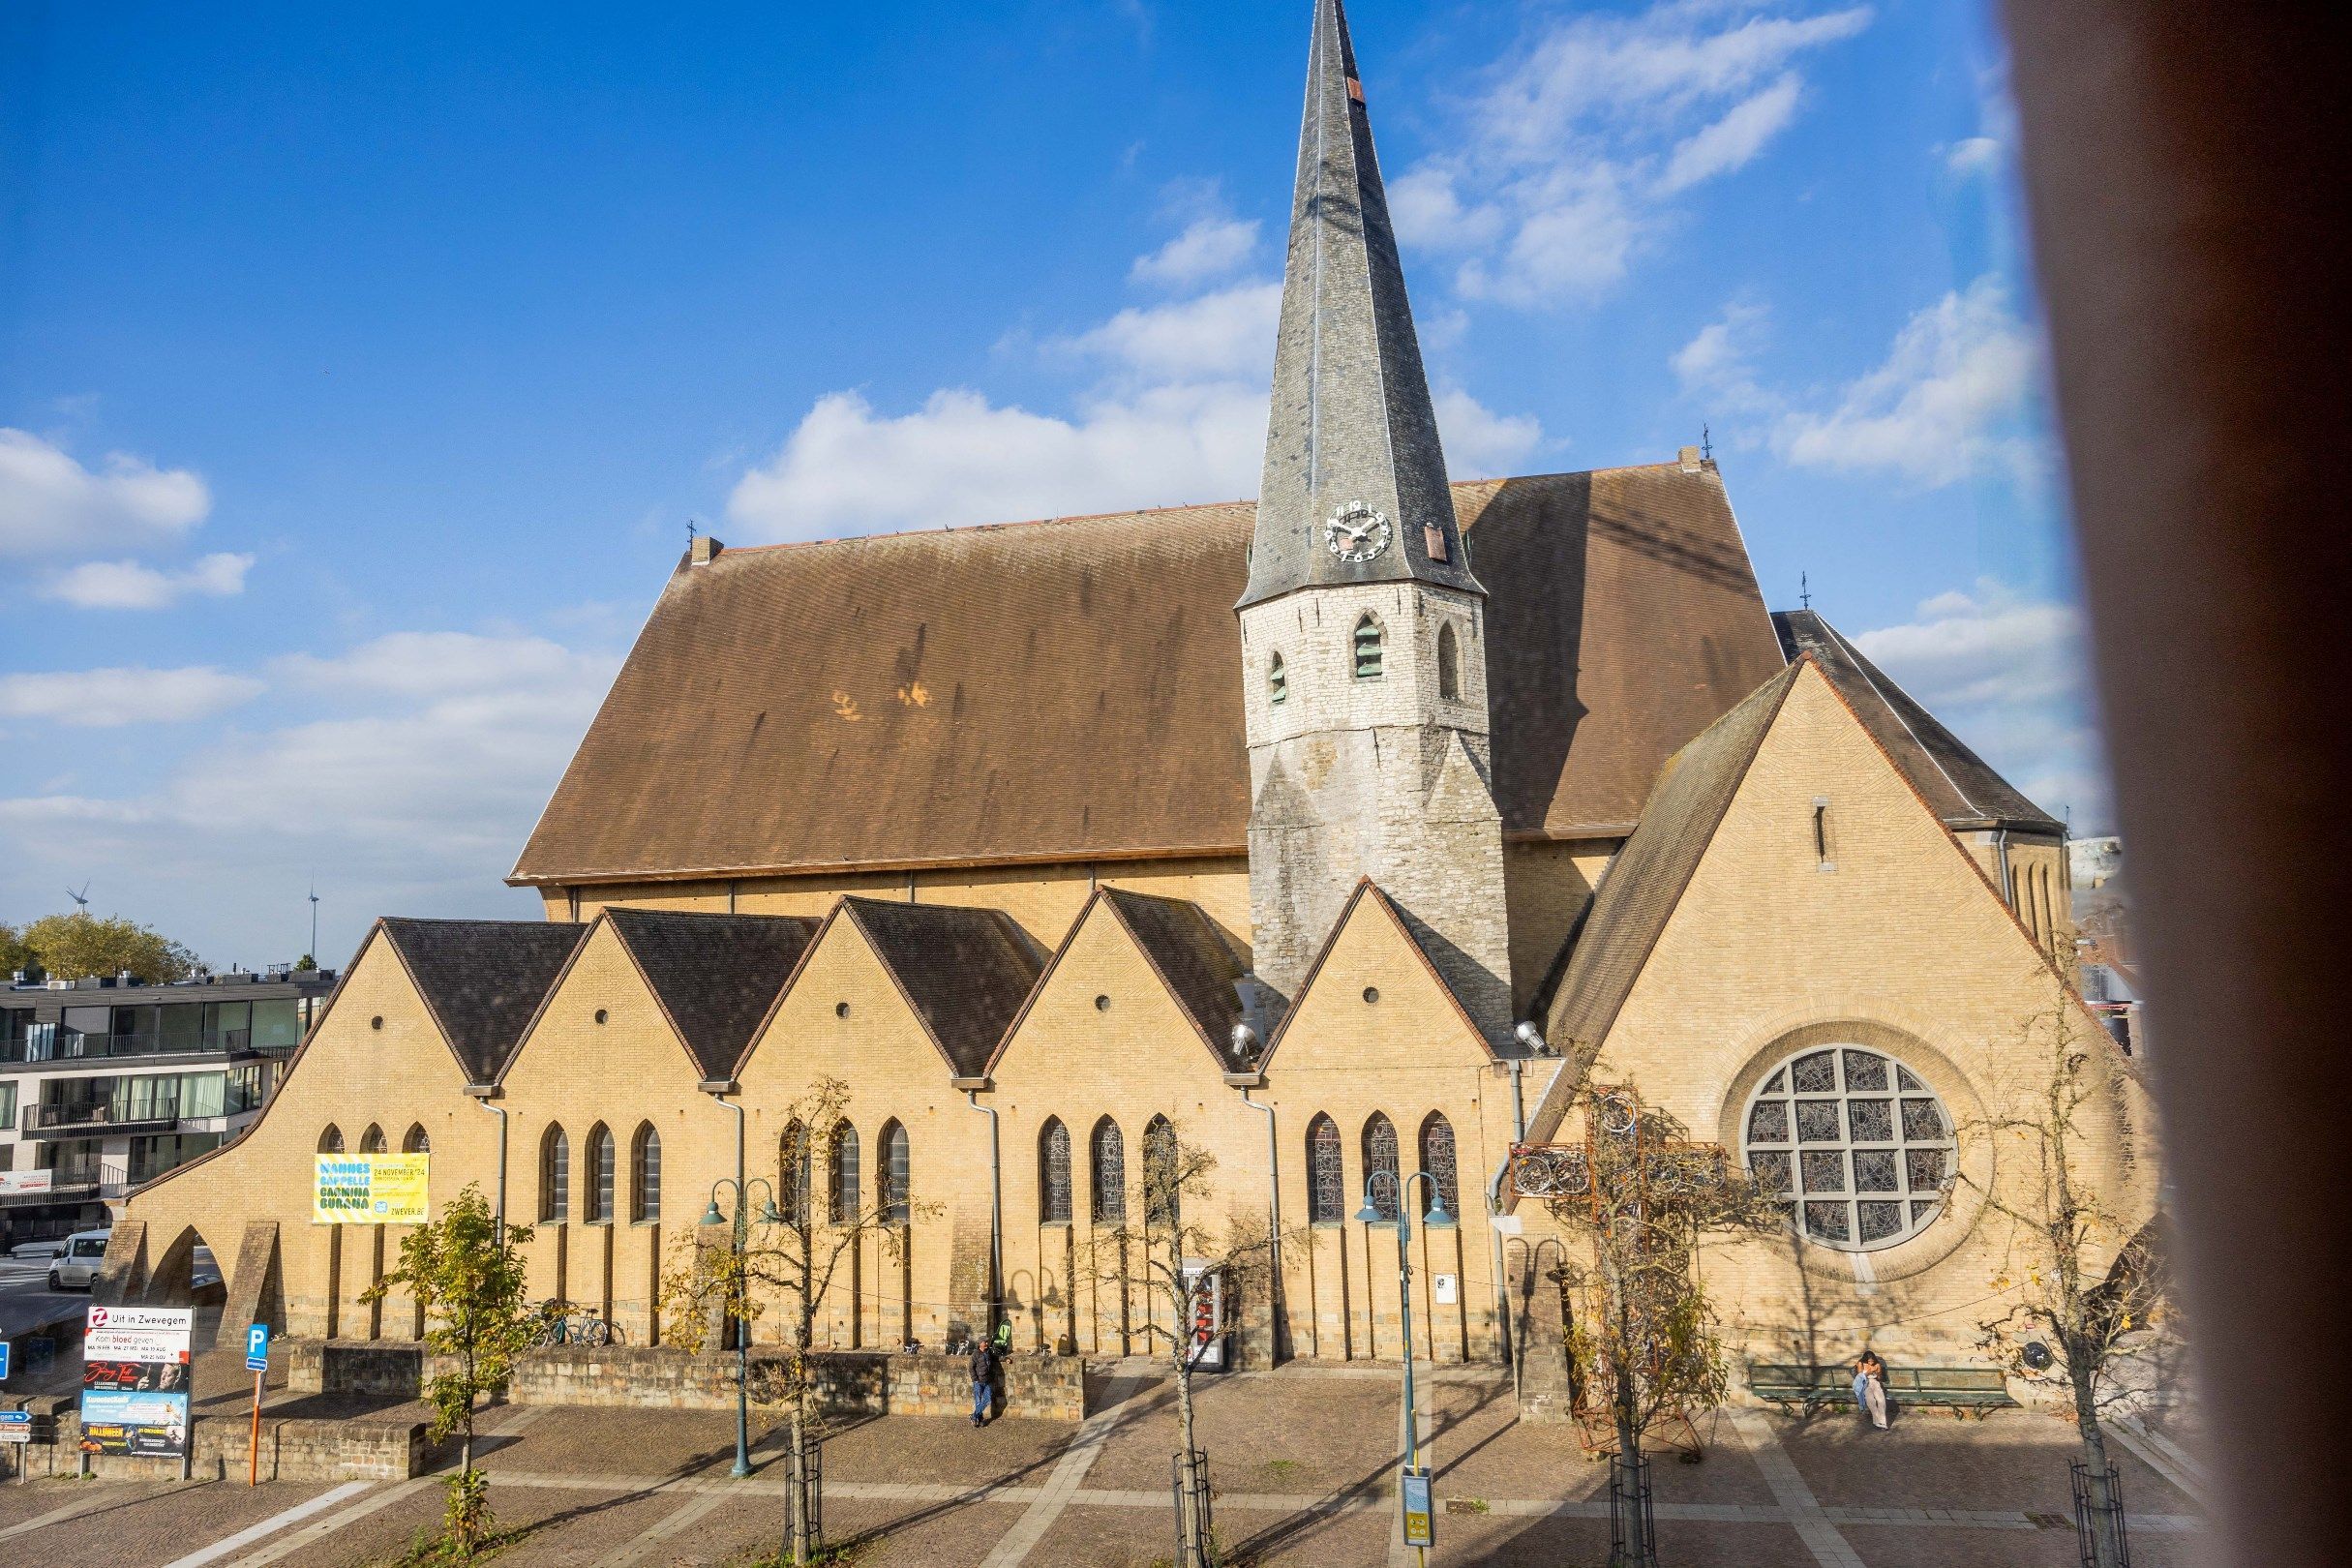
left=963, top=1087, right=1002, bottom=1334
left=1229, top=1027, right=1282, bottom=1364
left=702, top=1084, right=752, bottom=1480
left=467, top=1088, right=508, bottom=1245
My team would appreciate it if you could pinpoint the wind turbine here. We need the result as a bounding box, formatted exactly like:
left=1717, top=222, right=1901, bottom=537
left=65, top=881, right=92, bottom=915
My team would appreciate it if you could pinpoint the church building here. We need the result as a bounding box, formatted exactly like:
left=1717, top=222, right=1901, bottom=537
left=107, top=0, right=2152, bottom=1406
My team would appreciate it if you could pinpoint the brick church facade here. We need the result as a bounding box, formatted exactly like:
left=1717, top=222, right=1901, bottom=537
left=108, top=0, right=2153, bottom=1404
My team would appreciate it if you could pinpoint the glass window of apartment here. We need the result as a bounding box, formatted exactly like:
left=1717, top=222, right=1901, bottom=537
left=0, top=1081, right=16, bottom=1128
left=252, top=999, right=302, bottom=1051
left=178, top=1071, right=226, bottom=1119
left=226, top=1065, right=267, bottom=1115
left=203, top=1001, right=251, bottom=1050
left=2, top=1010, right=26, bottom=1063
left=157, top=1004, right=202, bottom=1054
left=112, top=1005, right=161, bottom=1055
left=62, top=1007, right=109, bottom=1058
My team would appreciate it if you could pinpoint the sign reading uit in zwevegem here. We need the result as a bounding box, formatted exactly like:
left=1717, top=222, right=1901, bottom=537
left=313, top=1154, right=429, bottom=1224
left=80, top=1305, right=194, bottom=1461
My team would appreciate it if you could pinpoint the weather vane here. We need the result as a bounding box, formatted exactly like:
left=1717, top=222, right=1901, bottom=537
left=1800, top=572, right=1812, bottom=610
left=1701, top=424, right=1713, bottom=462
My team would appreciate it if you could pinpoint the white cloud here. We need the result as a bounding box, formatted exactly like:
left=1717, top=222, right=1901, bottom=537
left=1399, top=4, right=1870, bottom=307
left=1659, top=72, right=1804, bottom=194
left=275, top=630, right=611, bottom=700
left=1944, top=136, right=2000, bottom=175
left=1435, top=388, right=1546, bottom=476
left=0, top=428, right=212, bottom=558
left=41, top=551, right=254, bottom=610
left=1855, top=582, right=2109, bottom=830
left=1131, top=215, right=1259, bottom=287
left=1776, top=276, right=2043, bottom=487
left=1059, top=282, right=1282, bottom=381
left=1675, top=277, right=2046, bottom=490
left=0, top=666, right=263, bottom=727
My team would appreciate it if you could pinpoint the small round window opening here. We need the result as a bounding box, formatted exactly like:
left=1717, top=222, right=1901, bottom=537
left=834, top=1001, right=851, bottom=1019
left=370, top=1015, right=384, bottom=1031
left=1362, top=986, right=1380, bottom=1005
left=1741, top=1045, right=1957, bottom=1251
left=1094, top=994, right=1112, bottom=1012
left=593, top=1009, right=609, bottom=1025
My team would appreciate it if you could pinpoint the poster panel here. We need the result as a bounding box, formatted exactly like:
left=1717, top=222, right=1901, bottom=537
left=314, top=1154, right=429, bottom=1223
left=81, top=1305, right=192, bottom=1460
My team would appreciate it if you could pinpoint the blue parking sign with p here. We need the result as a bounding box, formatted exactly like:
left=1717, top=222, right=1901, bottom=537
left=1, top=1340, right=12, bottom=1382
left=245, top=1323, right=270, bottom=1371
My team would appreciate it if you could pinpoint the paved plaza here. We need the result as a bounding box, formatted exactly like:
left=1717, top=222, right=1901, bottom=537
left=0, top=1363, right=2204, bottom=1566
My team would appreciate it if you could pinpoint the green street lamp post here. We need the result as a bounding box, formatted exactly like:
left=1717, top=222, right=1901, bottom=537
left=702, top=1178, right=784, bottom=1478
left=1357, top=1169, right=1455, bottom=1561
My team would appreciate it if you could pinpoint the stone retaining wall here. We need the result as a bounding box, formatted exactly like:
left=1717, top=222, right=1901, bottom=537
left=0, top=1397, right=424, bottom=1482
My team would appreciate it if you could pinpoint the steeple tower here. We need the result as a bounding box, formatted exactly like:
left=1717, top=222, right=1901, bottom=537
left=1241, top=0, right=1481, bottom=611
left=1238, top=0, right=1512, bottom=1040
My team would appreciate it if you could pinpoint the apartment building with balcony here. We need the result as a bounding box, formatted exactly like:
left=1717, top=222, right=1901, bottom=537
left=0, top=966, right=335, bottom=1246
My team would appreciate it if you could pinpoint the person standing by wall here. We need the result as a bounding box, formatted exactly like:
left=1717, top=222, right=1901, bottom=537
left=970, top=1334, right=998, bottom=1427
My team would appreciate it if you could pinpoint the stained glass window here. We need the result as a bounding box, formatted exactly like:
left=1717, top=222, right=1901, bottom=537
left=1741, top=1045, right=1957, bottom=1252
left=779, top=1120, right=811, bottom=1224
left=542, top=1125, right=569, bottom=1222
left=359, top=1124, right=386, bottom=1154
left=632, top=1125, right=661, bottom=1222
left=1143, top=1115, right=1179, bottom=1231
left=404, top=1124, right=431, bottom=1154
left=588, top=1125, right=616, bottom=1222
left=1040, top=1118, right=1072, bottom=1224
left=1092, top=1118, right=1127, bottom=1223
left=1419, top=1113, right=1459, bottom=1217
left=318, top=1124, right=345, bottom=1155
left=880, top=1121, right=910, bottom=1225
left=1308, top=1114, right=1344, bottom=1222
left=1363, top=1113, right=1401, bottom=1221
left=830, top=1121, right=859, bottom=1222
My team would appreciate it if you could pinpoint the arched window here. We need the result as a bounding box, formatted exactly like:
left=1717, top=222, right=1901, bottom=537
left=1268, top=651, right=1288, bottom=706
left=317, top=1125, right=345, bottom=1155
left=1307, top=1114, right=1344, bottom=1223
left=1437, top=622, right=1461, bottom=700
left=1143, top=1115, right=1180, bottom=1231
left=403, top=1123, right=431, bottom=1154
left=1418, top=1113, right=1458, bottom=1217
left=587, top=1124, right=616, bottom=1223
left=1040, top=1118, right=1072, bottom=1224
left=1091, top=1118, right=1127, bottom=1223
left=359, top=1124, right=386, bottom=1155
left=880, top=1121, right=911, bottom=1225
left=631, top=1124, right=661, bottom=1222
left=779, top=1120, right=811, bottom=1225
left=1352, top=614, right=1384, bottom=679
left=1741, top=1044, right=1957, bottom=1251
left=830, top=1121, right=860, bottom=1222
left=1362, top=1113, right=1401, bottom=1221
left=540, top=1125, right=569, bottom=1222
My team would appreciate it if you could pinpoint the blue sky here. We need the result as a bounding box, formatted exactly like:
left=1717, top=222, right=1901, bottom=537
left=0, top=0, right=2102, bottom=968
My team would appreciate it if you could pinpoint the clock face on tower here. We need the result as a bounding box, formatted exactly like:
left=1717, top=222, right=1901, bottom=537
left=1323, top=500, right=1393, bottom=564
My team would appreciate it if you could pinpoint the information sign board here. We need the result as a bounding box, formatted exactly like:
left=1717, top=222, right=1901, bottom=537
left=0, top=1409, right=29, bottom=1444
left=81, top=1305, right=193, bottom=1461
left=313, top=1154, right=429, bottom=1223
left=1401, top=1465, right=1434, bottom=1548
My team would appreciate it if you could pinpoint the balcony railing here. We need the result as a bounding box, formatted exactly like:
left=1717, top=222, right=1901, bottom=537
left=0, top=1027, right=256, bottom=1065
left=21, top=1099, right=183, bottom=1134
left=1, top=1160, right=131, bottom=1200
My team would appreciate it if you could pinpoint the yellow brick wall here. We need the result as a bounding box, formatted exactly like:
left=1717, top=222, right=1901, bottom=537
left=1521, top=665, right=2156, bottom=1372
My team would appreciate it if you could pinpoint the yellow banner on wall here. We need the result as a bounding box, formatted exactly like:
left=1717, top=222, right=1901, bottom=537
left=313, top=1154, right=429, bottom=1224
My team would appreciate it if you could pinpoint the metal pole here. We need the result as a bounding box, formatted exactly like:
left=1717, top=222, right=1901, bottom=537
left=963, top=1090, right=1002, bottom=1334
left=248, top=1366, right=262, bottom=1486
left=709, top=1092, right=751, bottom=1479
left=473, top=1098, right=508, bottom=1246
left=1236, top=1087, right=1282, bottom=1362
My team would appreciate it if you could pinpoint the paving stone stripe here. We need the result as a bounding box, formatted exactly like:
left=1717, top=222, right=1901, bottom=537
left=218, top=1480, right=435, bottom=1567
left=1727, top=1408, right=1867, bottom=1568
left=0, top=1483, right=178, bottom=1544
left=158, top=1482, right=373, bottom=1568
left=593, top=1487, right=737, bottom=1567
left=978, top=1371, right=1151, bottom=1568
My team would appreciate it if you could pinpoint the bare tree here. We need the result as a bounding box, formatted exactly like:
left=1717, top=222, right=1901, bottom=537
left=1519, top=1053, right=1779, bottom=1568
left=658, top=1077, right=938, bottom=1567
left=1964, top=966, right=2167, bottom=1568
left=1078, top=1118, right=1282, bottom=1568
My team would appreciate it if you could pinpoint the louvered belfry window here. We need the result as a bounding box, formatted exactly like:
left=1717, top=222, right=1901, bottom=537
left=1353, top=615, right=1384, bottom=678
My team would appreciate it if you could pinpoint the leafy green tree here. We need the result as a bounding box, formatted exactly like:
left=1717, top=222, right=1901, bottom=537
left=18, top=912, right=200, bottom=982
left=293, top=952, right=318, bottom=971
left=364, top=1186, right=536, bottom=1560
left=0, top=921, right=34, bottom=978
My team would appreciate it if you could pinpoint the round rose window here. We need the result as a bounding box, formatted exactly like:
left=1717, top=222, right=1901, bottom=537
left=1741, top=1046, right=1956, bottom=1251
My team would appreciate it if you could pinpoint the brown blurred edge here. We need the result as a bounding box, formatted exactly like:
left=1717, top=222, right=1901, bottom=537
left=2002, top=4, right=2352, bottom=1563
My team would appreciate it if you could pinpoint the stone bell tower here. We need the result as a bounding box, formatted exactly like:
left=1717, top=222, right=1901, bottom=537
left=1237, top=0, right=1511, bottom=1040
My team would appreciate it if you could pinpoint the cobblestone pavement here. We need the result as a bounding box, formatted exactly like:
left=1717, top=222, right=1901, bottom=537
left=0, top=1362, right=2208, bottom=1566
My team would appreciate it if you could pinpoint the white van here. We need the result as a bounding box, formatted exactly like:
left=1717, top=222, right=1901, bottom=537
left=45, top=1229, right=110, bottom=1291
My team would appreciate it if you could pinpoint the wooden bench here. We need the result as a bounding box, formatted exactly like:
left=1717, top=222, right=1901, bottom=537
left=1748, top=1363, right=2017, bottom=1418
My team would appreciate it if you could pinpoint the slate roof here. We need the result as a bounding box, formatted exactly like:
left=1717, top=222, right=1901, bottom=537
left=840, top=897, right=1045, bottom=1079
left=1262, top=879, right=1494, bottom=1066
left=510, top=465, right=1785, bottom=888
left=379, top=918, right=591, bottom=1086
left=603, top=907, right=821, bottom=1081
left=1538, top=662, right=1806, bottom=1084
left=1101, top=888, right=1251, bottom=1070
left=1244, top=0, right=1478, bottom=609
left=1774, top=610, right=2061, bottom=833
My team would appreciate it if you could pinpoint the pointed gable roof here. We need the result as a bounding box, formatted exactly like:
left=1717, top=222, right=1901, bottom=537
left=1774, top=609, right=2061, bottom=833
left=603, top=907, right=822, bottom=1081
left=1544, top=661, right=1805, bottom=1056
left=379, top=918, right=592, bottom=1086
left=838, top=897, right=1044, bottom=1078
left=1264, top=878, right=1494, bottom=1065
left=1101, top=888, right=1252, bottom=1070
left=1242, top=0, right=1479, bottom=609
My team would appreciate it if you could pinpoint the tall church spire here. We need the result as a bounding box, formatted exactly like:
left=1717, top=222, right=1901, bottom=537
left=1240, top=0, right=1480, bottom=611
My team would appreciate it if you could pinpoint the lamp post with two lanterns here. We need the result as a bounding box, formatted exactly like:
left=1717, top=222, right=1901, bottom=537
left=1357, top=1168, right=1454, bottom=1562
left=701, top=1177, right=784, bottom=1478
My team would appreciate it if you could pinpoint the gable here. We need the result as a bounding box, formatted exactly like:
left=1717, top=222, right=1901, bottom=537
left=1264, top=882, right=1490, bottom=1074
left=603, top=907, right=820, bottom=1081
left=841, top=897, right=1042, bottom=1078
left=738, top=906, right=967, bottom=1089
left=989, top=888, right=1245, bottom=1081
left=499, top=919, right=703, bottom=1089
left=381, top=917, right=589, bottom=1086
